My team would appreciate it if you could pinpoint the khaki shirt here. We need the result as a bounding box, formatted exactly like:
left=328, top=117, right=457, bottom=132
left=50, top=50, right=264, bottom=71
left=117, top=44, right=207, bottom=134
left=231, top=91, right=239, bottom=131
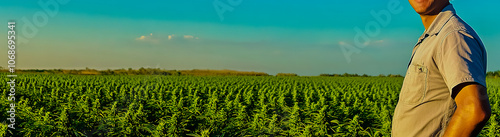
left=392, top=4, right=487, bottom=137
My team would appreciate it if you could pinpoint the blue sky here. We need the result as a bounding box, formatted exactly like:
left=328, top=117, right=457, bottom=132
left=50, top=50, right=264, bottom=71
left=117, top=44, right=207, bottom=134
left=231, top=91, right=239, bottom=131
left=1, top=0, right=499, bottom=76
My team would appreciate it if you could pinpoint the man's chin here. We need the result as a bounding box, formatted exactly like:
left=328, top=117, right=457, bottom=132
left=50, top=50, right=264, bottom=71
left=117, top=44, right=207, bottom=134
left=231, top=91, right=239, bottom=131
left=416, top=11, right=428, bottom=15
left=413, top=8, right=435, bottom=15
left=416, top=10, right=441, bottom=15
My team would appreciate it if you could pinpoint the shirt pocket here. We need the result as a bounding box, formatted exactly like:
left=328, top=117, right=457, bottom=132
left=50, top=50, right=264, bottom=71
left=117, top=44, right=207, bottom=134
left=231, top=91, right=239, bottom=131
left=400, top=61, right=428, bottom=104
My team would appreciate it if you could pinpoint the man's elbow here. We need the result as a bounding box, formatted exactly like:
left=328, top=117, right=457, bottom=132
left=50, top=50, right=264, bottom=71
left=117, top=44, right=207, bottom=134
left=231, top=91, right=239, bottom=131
left=473, top=93, right=491, bottom=124
left=459, top=100, right=491, bottom=124
left=475, top=106, right=491, bottom=124
left=454, top=83, right=491, bottom=124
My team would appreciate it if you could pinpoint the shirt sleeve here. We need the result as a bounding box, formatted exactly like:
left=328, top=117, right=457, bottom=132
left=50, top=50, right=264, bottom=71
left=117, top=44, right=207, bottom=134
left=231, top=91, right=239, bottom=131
left=438, top=30, right=487, bottom=94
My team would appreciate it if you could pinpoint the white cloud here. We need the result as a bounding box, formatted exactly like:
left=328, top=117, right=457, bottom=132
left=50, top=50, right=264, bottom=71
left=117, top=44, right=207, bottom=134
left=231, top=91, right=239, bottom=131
left=136, top=33, right=199, bottom=43
left=135, top=33, right=159, bottom=44
left=374, top=40, right=384, bottom=43
left=167, top=34, right=199, bottom=40
left=136, top=36, right=146, bottom=40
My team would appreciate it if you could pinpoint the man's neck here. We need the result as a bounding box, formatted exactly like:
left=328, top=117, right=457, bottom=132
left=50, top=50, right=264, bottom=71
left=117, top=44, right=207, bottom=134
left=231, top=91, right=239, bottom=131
left=419, top=3, right=450, bottom=31
left=420, top=14, right=439, bottom=30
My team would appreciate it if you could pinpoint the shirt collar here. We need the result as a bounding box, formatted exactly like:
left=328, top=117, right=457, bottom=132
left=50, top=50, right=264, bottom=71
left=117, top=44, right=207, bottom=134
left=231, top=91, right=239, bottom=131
left=418, top=4, right=456, bottom=40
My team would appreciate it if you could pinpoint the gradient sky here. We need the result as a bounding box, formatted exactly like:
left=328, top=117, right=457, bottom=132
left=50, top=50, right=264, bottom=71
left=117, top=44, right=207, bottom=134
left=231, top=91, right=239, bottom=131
left=0, top=0, right=499, bottom=76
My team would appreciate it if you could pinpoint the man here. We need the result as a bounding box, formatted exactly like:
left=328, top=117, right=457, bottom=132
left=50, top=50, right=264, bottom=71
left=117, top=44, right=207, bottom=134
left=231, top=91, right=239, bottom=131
left=392, top=0, right=491, bottom=137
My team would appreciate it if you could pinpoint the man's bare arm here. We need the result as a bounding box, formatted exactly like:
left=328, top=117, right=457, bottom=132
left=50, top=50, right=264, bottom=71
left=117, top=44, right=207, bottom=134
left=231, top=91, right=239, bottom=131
left=443, top=83, right=491, bottom=137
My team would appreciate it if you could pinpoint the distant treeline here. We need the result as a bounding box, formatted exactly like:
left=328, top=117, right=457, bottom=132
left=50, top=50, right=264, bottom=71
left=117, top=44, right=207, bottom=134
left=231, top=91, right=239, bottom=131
left=321, top=71, right=500, bottom=78
left=487, top=70, right=500, bottom=78
left=275, top=73, right=299, bottom=76
left=319, top=73, right=403, bottom=77
left=178, top=69, right=270, bottom=76
left=1, top=68, right=270, bottom=76
left=1, top=67, right=499, bottom=77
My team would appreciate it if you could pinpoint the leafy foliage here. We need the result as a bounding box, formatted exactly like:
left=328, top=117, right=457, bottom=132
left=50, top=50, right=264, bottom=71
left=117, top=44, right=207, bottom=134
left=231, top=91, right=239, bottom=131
left=0, top=74, right=498, bottom=136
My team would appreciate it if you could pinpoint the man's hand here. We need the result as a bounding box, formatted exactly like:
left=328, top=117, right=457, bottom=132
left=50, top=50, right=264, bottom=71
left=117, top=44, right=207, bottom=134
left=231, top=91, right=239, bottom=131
left=443, top=83, right=491, bottom=137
